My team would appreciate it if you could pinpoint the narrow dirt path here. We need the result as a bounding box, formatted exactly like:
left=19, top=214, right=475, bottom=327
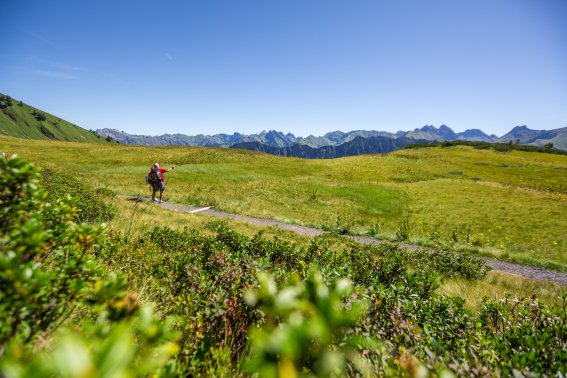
left=125, top=195, right=567, bottom=286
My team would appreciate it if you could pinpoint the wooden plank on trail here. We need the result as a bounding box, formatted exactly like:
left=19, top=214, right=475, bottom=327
left=190, top=206, right=212, bottom=214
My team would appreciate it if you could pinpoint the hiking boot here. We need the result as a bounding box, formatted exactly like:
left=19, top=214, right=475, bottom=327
left=159, top=199, right=166, bottom=203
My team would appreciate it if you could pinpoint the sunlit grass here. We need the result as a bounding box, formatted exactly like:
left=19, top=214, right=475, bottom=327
left=440, top=271, right=566, bottom=309
left=2, top=135, right=566, bottom=269
left=110, top=196, right=566, bottom=308
left=108, top=196, right=314, bottom=245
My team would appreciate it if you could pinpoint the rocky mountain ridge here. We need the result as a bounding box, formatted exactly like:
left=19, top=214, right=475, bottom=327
left=97, top=124, right=500, bottom=147
left=96, top=125, right=567, bottom=158
left=230, top=136, right=425, bottom=158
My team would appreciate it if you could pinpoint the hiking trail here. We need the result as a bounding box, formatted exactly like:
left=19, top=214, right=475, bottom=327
left=124, top=195, right=567, bottom=286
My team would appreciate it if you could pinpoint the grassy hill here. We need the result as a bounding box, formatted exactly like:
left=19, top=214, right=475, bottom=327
left=0, top=93, right=109, bottom=143
left=1, top=135, right=566, bottom=271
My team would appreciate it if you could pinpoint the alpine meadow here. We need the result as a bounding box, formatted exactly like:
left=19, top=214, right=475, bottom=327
left=2, top=0, right=567, bottom=376
left=1, top=135, right=566, bottom=270
left=1, top=131, right=566, bottom=376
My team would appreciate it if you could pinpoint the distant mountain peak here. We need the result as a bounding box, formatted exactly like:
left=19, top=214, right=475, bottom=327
left=456, top=129, right=492, bottom=142
left=406, top=124, right=458, bottom=141
left=512, top=125, right=530, bottom=131
left=459, top=129, right=488, bottom=136
left=499, top=125, right=539, bottom=140
left=420, top=125, right=438, bottom=132
left=95, top=123, right=567, bottom=154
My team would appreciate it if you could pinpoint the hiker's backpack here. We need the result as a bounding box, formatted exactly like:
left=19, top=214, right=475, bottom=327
left=146, top=167, right=161, bottom=184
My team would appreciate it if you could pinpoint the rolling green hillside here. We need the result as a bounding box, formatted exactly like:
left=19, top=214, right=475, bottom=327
left=1, top=135, right=566, bottom=271
left=0, top=93, right=109, bottom=143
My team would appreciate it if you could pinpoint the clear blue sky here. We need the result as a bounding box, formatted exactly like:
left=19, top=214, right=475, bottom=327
left=1, top=0, right=566, bottom=137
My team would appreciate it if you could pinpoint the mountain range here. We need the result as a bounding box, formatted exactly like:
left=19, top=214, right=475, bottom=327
left=1, top=92, right=565, bottom=158
left=96, top=125, right=567, bottom=158
left=96, top=125, right=500, bottom=148
left=230, top=136, right=426, bottom=159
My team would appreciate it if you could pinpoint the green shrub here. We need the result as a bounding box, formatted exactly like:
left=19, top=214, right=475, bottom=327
left=245, top=267, right=375, bottom=377
left=396, top=218, right=411, bottom=240
left=0, top=154, right=106, bottom=354
left=40, top=166, right=116, bottom=223
left=469, top=232, right=488, bottom=247
left=102, top=226, right=261, bottom=375
left=429, top=222, right=441, bottom=242
left=403, top=140, right=567, bottom=156
left=1, top=304, right=177, bottom=378
left=97, top=222, right=505, bottom=375
left=408, top=248, right=491, bottom=280
left=477, top=294, right=567, bottom=375
left=334, top=214, right=354, bottom=235
left=0, top=154, right=175, bottom=376
left=367, top=221, right=382, bottom=237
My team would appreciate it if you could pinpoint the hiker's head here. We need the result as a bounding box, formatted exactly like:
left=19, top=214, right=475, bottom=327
left=153, top=163, right=159, bottom=168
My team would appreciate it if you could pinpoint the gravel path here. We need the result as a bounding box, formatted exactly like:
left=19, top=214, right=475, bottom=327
left=126, top=195, right=567, bottom=286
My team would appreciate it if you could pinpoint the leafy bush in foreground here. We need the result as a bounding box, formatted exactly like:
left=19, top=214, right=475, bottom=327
left=245, top=268, right=374, bottom=377
left=478, top=295, right=567, bottom=374
left=156, top=227, right=565, bottom=375
left=2, top=304, right=177, bottom=378
left=101, top=222, right=565, bottom=376
left=0, top=154, right=106, bottom=353
left=0, top=154, right=175, bottom=377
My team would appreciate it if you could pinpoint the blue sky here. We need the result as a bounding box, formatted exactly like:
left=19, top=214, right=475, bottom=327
left=1, top=0, right=566, bottom=137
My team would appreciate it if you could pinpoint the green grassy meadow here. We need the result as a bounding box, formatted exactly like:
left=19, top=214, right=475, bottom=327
left=0, top=93, right=107, bottom=143
left=2, top=135, right=566, bottom=270
left=3, top=141, right=567, bottom=377
left=107, top=197, right=566, bottom=309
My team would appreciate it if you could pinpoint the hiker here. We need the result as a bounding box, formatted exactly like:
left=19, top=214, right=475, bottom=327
left=147, top=163, right=175, bottom=203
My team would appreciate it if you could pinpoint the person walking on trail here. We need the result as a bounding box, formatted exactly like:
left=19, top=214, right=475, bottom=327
left=147, top=163, right=175, bottom=203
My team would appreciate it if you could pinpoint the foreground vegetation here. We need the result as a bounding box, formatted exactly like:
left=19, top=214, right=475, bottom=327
left=1, top=135, right=566, bottom=270
left=1, top=154, right=566, bottom=377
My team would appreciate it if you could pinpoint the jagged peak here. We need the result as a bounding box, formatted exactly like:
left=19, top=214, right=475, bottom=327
left=509, top=125, right=534, bottom=132
left=501, top=125, right=540, bottom=137
left=459, top=128, right=488, bottom=135
left=420, top=125, right=438, bottom=132
left=265, top=130, right=286, bottom=137
left=324, top=130, right=346, bottom=136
